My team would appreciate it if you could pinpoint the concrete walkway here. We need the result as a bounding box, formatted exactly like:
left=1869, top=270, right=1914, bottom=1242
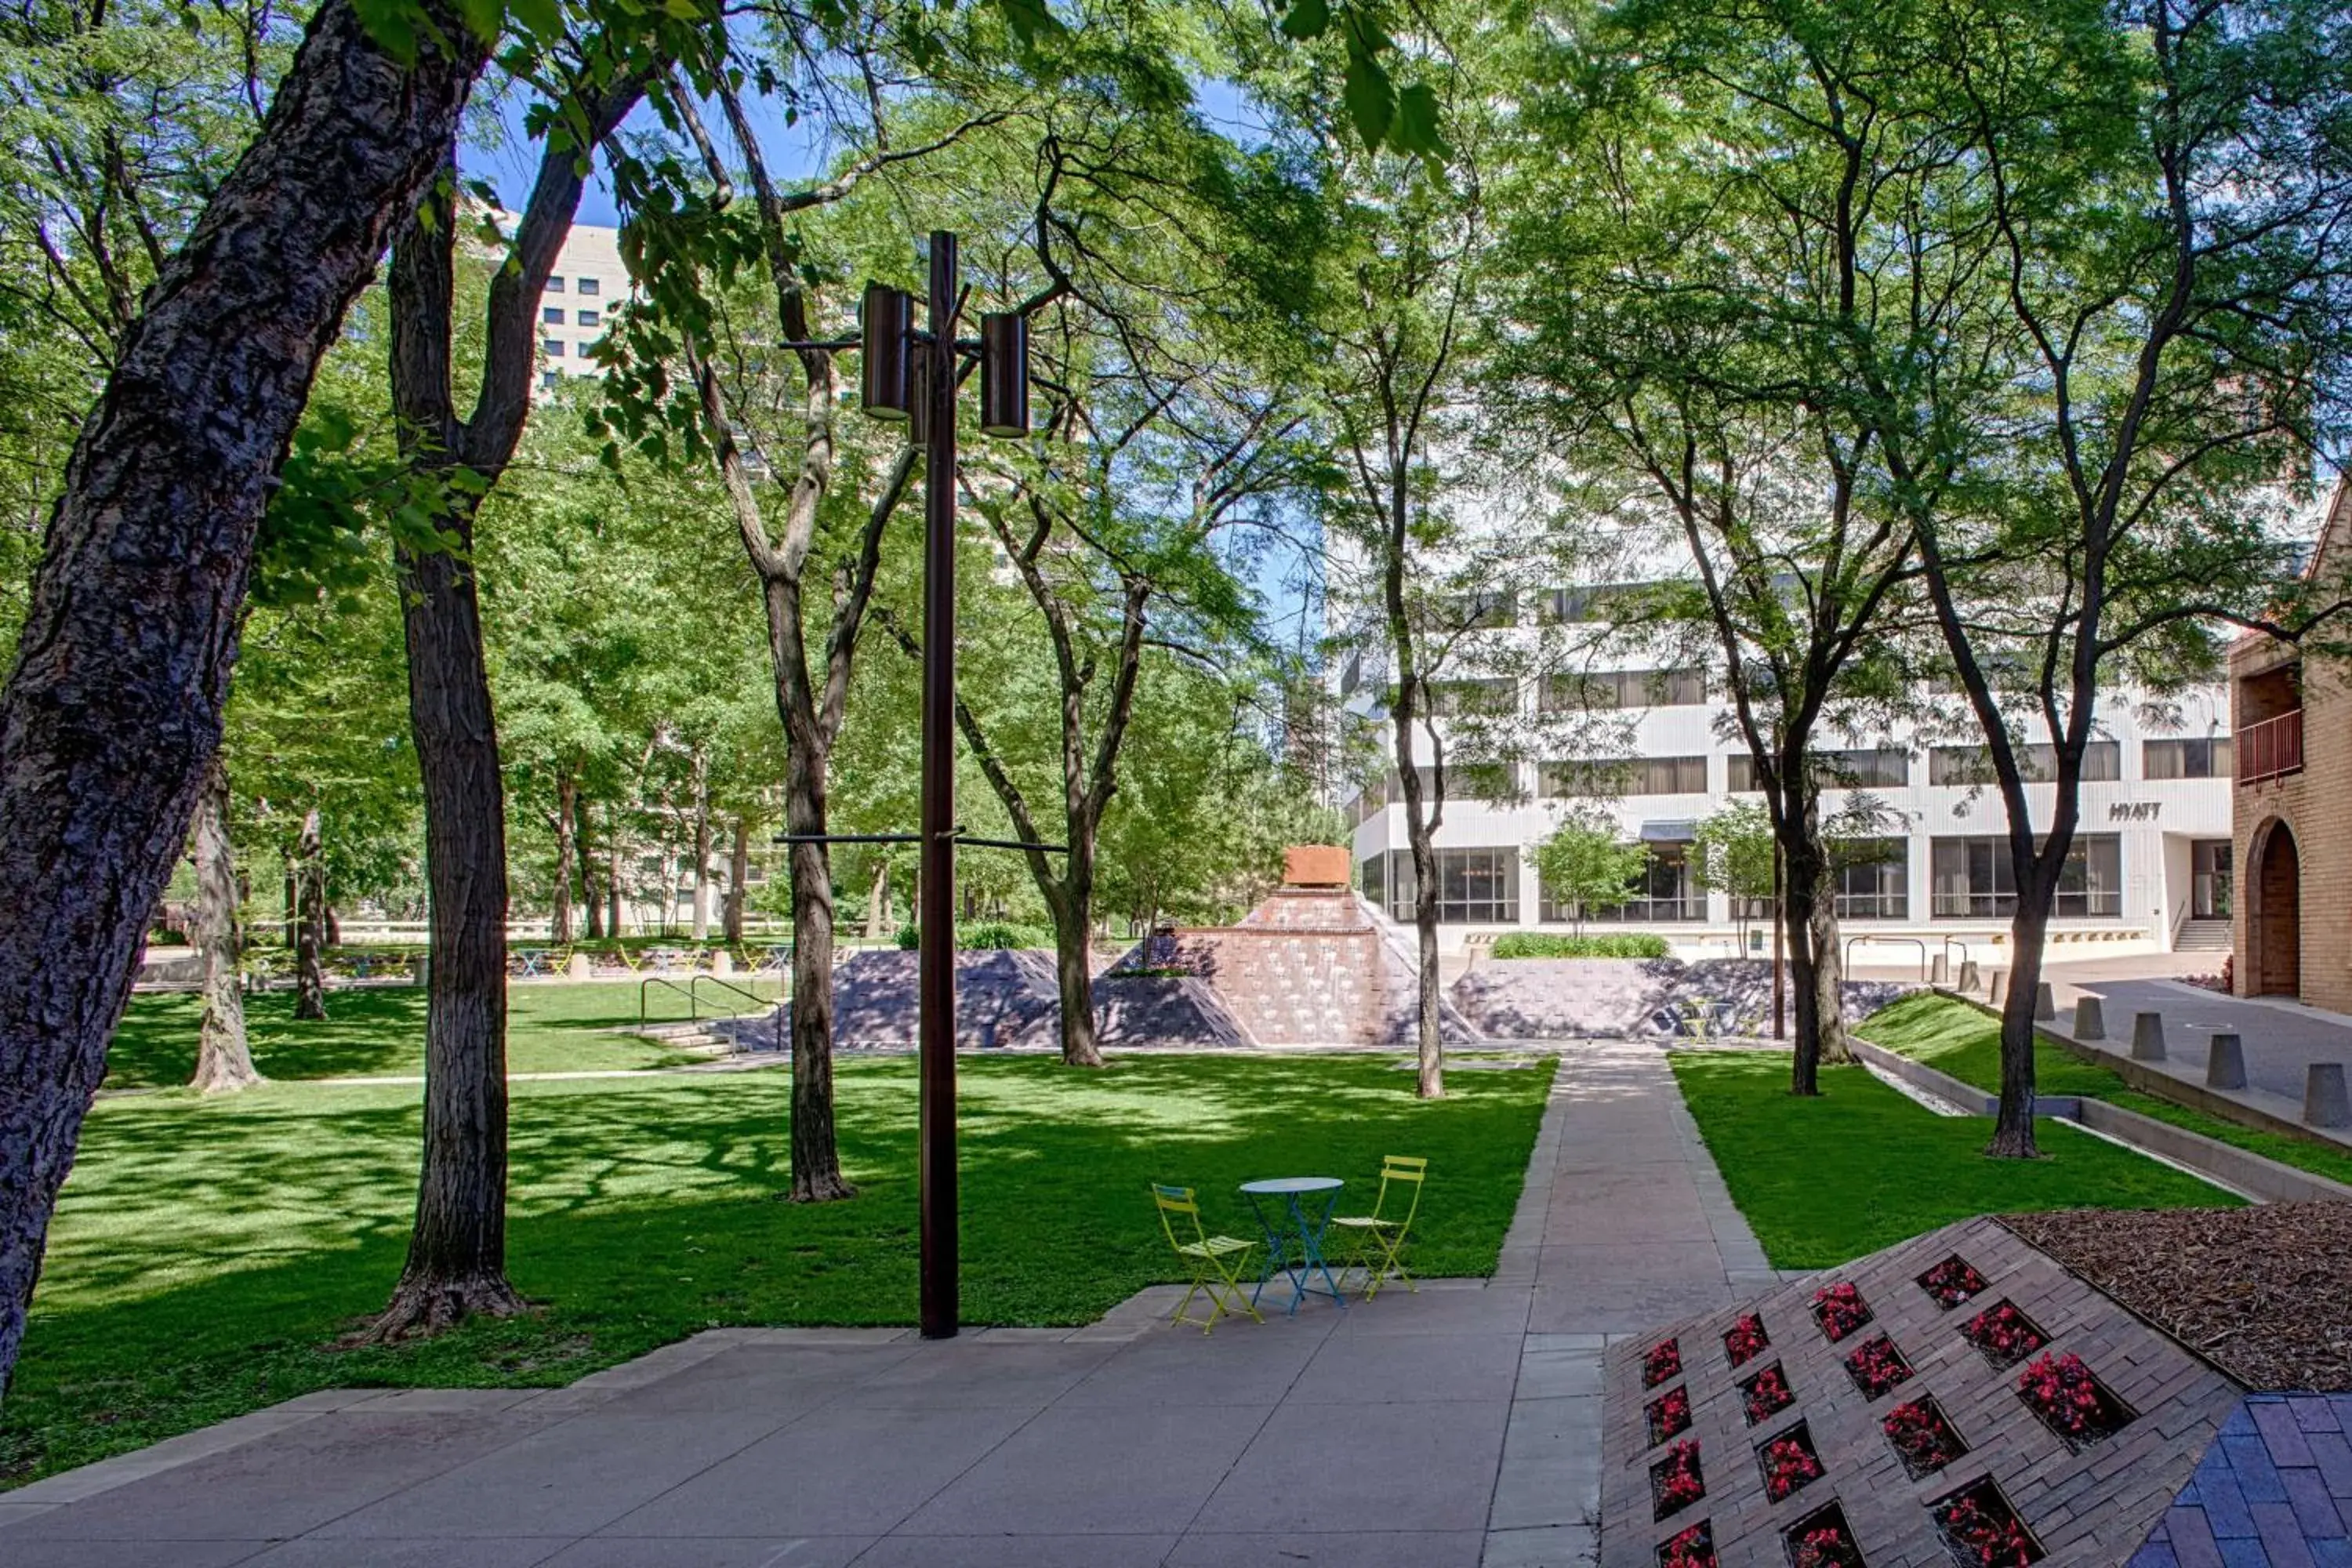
left=2047, top=974, right=2352, bottom=1146
left=0, top=1044, right=1772, bottom=1568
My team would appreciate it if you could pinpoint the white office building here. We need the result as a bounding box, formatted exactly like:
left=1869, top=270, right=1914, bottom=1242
left=531, top=222, right=631, bottom=397
left=1335, top=588, right=2237, bottom=964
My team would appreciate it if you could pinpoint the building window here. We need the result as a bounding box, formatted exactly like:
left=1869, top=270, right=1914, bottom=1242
left=546, top=276, right=564, bottom=292
left=1541, top=756, right=1707, bottom=797
left=543, top=338, right=565, bottom=358
left=1414, top=762, right=1517, bottom=802
left=1383, top=848, right=1519, bottom=924
left=577, top=308, right=601, bottom=328
left=1541, top=667, right=1706, bottom=711
left=1347, top=772, right=1391, bottom=826
left=1359, top=853, right=1385, bottom=909
left=1425, top=678, right=1517, bottom=717
left=1930, top=834, right=2121, bottom=919
left=1728, top=749, right=1911, bottom=792
left=1538, top=583, right=1646, bottom=623
left=2143, top=737, right=2233, bottom=779
left=1339, top=649, right=1363, bottom=698
left=1832, top=839, right=1909, bottom=919
left=1432, top=590, right=1515, bottom=630
left=1551, top=842, right=1704, bottom=923
left=577, top=277, right=601, bottom=296
left=1929, top=741, right=2118, bottom=785
left=543, top=306, right=564, bottom=325
left=539, top=369, right=561, bottom=390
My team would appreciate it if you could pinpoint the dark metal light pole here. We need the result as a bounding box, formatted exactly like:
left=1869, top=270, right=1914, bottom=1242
left=916, top=231, right=960, bottom=1341
left=781, top=230, right=1036, bottom=1343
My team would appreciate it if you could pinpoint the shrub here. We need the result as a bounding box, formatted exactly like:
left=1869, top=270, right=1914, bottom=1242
left=895, top=922, right=1053, bottom=950
left=1491, top=932, right=1671, bottom=960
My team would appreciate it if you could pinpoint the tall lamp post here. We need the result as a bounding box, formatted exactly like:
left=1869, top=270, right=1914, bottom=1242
left=781, top=230, right=1034, bottom=1341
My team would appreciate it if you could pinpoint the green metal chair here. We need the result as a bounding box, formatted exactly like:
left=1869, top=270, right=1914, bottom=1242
left=1152, top=1184, right=1263, bottom=1334
left=1328, top=1155, right=1427, bottom=1300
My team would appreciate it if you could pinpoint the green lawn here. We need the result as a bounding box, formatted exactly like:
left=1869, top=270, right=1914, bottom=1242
left=1860, top=993, right=2352, bottom=1189
left=5, top=1051, right=1552, bottom=1488
left=103, top=982, right=786, bottom=1089
left=1668, top=1051, right=2238, bottom=1270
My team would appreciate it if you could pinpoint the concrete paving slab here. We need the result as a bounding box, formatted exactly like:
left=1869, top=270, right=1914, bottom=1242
left=1483, top=1522, right=1601, bottom=1567
left=541, top=1537, right=872, bottom=1566
left=239, top=1537, right=575, bottom=1566
left=855, top=1339, right=1120, bottom=1407
left=1166, top=1529, right=1485, bottom=1566
left=1194, top=1397, right=1508, bottom=1534
left=851, top=1534, right=1180, bottom=1566
left=1289, top=1329, right=1522, bottom=1404
left=0, top=1540, right=273, bottom=1566
left=1323, top=1285, right=1533, bottom=1338
left=898, top=1404, right=1268, bottom=1535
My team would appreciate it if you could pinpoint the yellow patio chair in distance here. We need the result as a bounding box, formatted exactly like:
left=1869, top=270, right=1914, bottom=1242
left=1329, top=1155, right=1426, bottom=1301
left=1152, top=1184, right=1264, bottom=1334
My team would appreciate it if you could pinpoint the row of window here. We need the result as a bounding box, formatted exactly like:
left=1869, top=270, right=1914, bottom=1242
left=542, top=307, right=603, bottom=328
left=1349, top=737, right=2231, bottom=811
left=544, top=276, right=604, bottom=296
left=1359, top=834, right=2126, bottom=924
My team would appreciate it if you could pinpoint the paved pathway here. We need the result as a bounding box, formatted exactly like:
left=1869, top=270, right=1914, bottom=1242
left=2046, top=975, right=2352, bottom=1146
left=0, top=1044, right=1772, bottom=1568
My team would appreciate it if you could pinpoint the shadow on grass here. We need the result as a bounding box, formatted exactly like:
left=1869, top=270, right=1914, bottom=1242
left=9, top=1053, right=1553, bottom=1488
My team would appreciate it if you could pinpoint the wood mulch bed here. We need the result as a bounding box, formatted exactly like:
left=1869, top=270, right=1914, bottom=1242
left=2001, top=1203, right=2352, bottom=1392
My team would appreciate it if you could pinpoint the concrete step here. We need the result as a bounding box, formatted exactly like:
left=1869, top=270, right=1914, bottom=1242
left=2176, top=920, right=2233, bottom=953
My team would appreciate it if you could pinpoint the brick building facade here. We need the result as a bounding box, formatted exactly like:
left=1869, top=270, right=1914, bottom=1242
left=2232, top=480, right=2352, bottom=1008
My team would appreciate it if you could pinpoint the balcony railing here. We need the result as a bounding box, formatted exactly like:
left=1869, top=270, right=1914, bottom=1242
left=2237, top=709, right=2305, bottom=786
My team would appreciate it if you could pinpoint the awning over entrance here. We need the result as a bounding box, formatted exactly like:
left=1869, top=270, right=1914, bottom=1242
left=1639, top=820, right=1698, bottom=843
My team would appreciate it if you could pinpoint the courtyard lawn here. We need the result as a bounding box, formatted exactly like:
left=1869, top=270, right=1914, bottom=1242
left=1860, top=993, right=2352, bottom=1190
left=101, top=980, right=779, bottom=1089
left=3, top=1051, right=1552, bottom=1488
left=1668, top=1051, right=2238, bottom=1270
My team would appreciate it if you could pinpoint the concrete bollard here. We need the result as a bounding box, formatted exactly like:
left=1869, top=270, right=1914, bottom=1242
left=711, top=949, right=735, bottom=977
left=1959, top=960, right=1981, bottom=993
left=2206, top=1033, right=2247, bottom=1091
left=565, top=952, right=592, bottom=981
left=2034, top=982, right=2056, bottom=1022
left=1988, top=970, right=2006, bottom=1005
left=2305, top=1063, right=2352, bottom=1130
left=2074, top=996, right=2106, bottom=1040
left=2132, top=1011, right=2166, bottom=1062
left=1931, top=953, right=1950, bottom=985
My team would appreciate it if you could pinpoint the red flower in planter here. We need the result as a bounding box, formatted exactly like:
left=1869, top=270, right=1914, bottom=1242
left=1648, top=1385, right=1693, bottom=1446
left=1936, top=1493, right=2037, bottom=1568
left=1743, top=1363, right=1795, bottom=1425
left=1760, top=1432, right=1824, bottom=1502
left=1643, top=1338, right=1683, bottom=1388
left=1811, top=1281, right=1871, bottom=1342
left=1884, top=1401, right=1965, bottom=1474
left=1791, top=1521, right=1864, bottom=1568
left=2017, top=1352, right=2111, bottom=1439
left=1653, top=1440, right=1705, bottom=1518
left=1724, top=1313, right=1769, bottom=1367
left=1919, top=1255, right=1989, bottom=1309
left=1658, top=1523, right=1717, bottom=1568
left=1959, top=1301, right=2047, bottom=1366
left=1843, top=1335, right=1914, bottom=1399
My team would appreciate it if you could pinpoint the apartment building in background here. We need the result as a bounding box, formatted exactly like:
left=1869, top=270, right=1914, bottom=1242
left=532, top=223, right=631, bottom=397
left=2231, top=478, right=2351, bottom=1007
left=1334, top=575, right=2238, bottom=963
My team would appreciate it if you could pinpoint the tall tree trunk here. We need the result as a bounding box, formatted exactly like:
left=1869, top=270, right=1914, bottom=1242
left=189, top=757, right=260, bottom=1094
left=1808, top=884, right=1853, bottom=1064
left=724, top=818, right=747, bottom=946
left=374, top=528, right=525, bottom=1334
left=282, top=865, right=297, bottom=949
left=551, top=773, right=576, bottom=945
left=1051, top=851, right=1104, bottom=1067
left=1989, top=895, right=2051, bottom=1159
left=783, top=761, right=854, bottom=1202
left=1409, top=828, right=1444, bottom=1098
left=0, top=0, right=488, bottom=1396
left=864, top=859, right=888, bottom=942
left=608, top=832, right=623, bottom=938
left=690, top=750, right=711, bottom=943
left=1780, top=836, right=1825, bottom=1097
left=581, top=798, right=605, bottom=940
left=293, top=806, right=328, bottom=1021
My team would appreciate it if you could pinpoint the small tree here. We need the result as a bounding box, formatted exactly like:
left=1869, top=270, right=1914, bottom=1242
left=1691, top=801, right=1775, bottom=949
left=1527, top=805, right=1647, bottom=936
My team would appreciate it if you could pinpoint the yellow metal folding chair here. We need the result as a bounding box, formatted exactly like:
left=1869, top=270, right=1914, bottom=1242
left=1328, top=1155, right=1426, bottom=1300
left=1152, top=1184, right=1264, bottom=1334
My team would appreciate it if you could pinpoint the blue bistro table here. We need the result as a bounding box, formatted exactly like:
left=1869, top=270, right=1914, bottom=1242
left=1240, top=1176, right=1348, bottom=1316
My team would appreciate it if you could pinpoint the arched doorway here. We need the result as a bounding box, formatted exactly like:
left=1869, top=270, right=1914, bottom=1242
left=2248, top=818, right=2301, bottom=997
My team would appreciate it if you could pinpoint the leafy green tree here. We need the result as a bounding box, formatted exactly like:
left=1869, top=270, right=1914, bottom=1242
left=1691, top=801, right=1775, bottom=949
left=1527, top=806, right=1647, bottom=935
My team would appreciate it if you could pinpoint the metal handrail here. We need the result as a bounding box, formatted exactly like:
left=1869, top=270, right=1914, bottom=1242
left=1844, top=933, right=1929, bottom=982
left=691, top=974, right=771, bottom=1018
left=640, top=973, right=775, bottom=1028
left=1941, top=935, right=1972, bottom=971
left=639, top=976, right=692, bottom=1028
left=2237, top=709, right=2303, bottom=784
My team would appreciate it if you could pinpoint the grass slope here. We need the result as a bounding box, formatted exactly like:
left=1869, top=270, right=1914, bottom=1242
left=102, top=982, right=782, bottom=1089
left=1861, top=993, right=2352, bottom=1189
left=1668, top=1051, right=2237, bottom=1270
left=6, top=1051, right=1551, bottom=1487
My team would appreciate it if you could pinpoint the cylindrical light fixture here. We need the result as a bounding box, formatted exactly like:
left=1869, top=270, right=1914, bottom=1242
left=978, top=311, right=1029, bottom=437
left=907, top=351, right=931, bottom=447
left=860, top=282, right=913, bottom=421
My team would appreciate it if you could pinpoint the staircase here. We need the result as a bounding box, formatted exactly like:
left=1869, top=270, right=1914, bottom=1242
left=633, top=1019, right=736, bottom=1057
left=2175, top=918, right=2233, bottom=954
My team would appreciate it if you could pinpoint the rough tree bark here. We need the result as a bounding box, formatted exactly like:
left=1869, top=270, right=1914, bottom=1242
left=723, top=818, right=747, bottom=946
left=551, top=774, right=577, bottom=945
left=863, top=860, right=888, bottom=942
left=689, top=749, right=711, bottom=943
left=370, top=66, right=646, bottom=1338
left=293, top=805, right=327, bottom=1020
left=1808, top=882, right=1853, bottom=1065
left=189, top=757, right=262, bottom=1094
left=0, top=0, right=488, bottom=1396
left=581, top=797, right=605, bottom=941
